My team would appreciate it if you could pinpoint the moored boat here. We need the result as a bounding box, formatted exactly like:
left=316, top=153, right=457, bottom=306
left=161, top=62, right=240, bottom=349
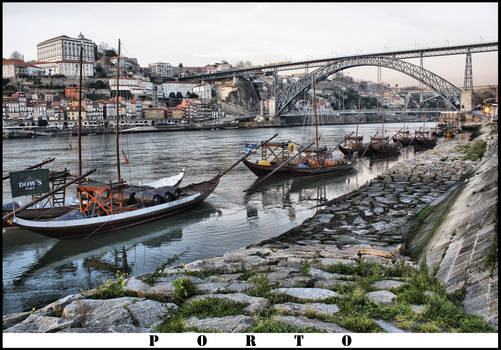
left=10, top=175, right=220, bottom=239
left=243, top=75, right=353, bottom=179
left=413, top=130, right=438, bottom=148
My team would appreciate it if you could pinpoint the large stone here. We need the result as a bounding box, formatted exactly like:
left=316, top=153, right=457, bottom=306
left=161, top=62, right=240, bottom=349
left=36, top=293, right=85, bottom=317
left=366, top=290, right=397, bottom=305
left=314, top=279, right=355, bottom=289
left=370, top=280, right=407, bottom=290
left=61, top=297, right=175, bottom=329
left=126, top=300, right=178, bottom=328
left=4, top=314, right=75, bottom=333
left=318, top=258, right=357, bottom=268
left=196, top=281, right=254, bottom=294
left=206, top=273, right=242, bottom=283
left=308, top=267, right=338, bottom=280
left=185, top=315, right=257, bottom=333
left=271, top=288, right=339, bottom=301
left=273, top=302, right=340, bottom=317
left=272, top=315, right=347, bottom=332
left=186, top=293, right=268, bottom=314
left=276, top=275, right=314, bottom=288
left=58, top=325, right=152, bottom=333
left=375, top=196, right=397, bottom=206
left=2, top=312, right=30, bottom=330
left=124, top=274, right=203, bottom=297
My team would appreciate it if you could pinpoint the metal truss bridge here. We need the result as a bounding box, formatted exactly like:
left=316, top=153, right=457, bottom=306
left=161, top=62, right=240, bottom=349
left=179, top=41, right=497, bottom=116
left=179, top=42, right=498, bottom=81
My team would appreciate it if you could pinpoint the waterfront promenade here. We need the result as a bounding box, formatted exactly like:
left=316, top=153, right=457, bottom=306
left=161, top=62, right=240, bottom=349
left=3, top=123, right=497, bottom=334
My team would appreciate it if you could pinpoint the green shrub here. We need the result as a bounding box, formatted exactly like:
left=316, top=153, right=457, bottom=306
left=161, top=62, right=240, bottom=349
left=172, top=277, right=198, bottom=303
left=88, top=271, right=134, bottom=299
left=247, top=274, right=271, bottom=297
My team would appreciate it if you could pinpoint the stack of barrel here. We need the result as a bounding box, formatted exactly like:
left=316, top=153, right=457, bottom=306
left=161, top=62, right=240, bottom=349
left=113, top=185, right=181, bottom=207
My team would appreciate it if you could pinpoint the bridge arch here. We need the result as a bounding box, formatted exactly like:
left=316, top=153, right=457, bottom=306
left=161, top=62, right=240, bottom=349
left=275, top=56, right=462, bottom=116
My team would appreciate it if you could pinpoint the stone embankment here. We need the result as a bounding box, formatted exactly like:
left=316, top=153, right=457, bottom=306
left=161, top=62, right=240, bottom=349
left=3, top=124, right=498, bottom=333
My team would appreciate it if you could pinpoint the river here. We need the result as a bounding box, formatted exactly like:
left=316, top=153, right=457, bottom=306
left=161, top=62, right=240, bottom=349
left=2, top=121, right=434, bottom=315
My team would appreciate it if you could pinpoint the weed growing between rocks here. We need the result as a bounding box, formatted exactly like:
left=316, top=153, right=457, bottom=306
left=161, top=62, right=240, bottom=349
left=172, top=277, right=198, bottom=303
left=456, top=140, right=487, bottom=161
left=249, top=319, right=323, bottom=333
left=180, top=297, right=250, bottom=318
left=87, top=271, right=136, bottom=299
left=155, top=297, right=250, bottom=333
left=247, top=274, right=272, bottom=297
left=318, top=260, right=495, bottom=332
left=142, top=252, right=187, bottom=286
left=182, top=269, right=220, bottom=279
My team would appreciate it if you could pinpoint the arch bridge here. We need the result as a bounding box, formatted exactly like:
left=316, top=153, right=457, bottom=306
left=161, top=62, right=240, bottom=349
left=276, top=56, right=462, bottom=116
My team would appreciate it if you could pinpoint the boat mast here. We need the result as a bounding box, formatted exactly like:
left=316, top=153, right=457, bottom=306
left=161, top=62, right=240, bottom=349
left=77, top=42, right=83, bottom=177
left=312, top=75, right=319, bottom=150
left=356, top=93, right=361, bottom=139
left=377, top=66, right=384, bottom=138
left=115, top=39, right=121, bottom=183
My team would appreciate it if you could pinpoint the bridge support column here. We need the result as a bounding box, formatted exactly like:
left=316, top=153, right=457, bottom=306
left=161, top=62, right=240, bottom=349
left=462, top=49, right=473, bottom=111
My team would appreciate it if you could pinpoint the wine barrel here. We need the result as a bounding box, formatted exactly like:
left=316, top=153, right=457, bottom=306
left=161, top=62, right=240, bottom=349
left=135, top=190, right=162, bottom=207
left=155, top=186, right=180, bottom=202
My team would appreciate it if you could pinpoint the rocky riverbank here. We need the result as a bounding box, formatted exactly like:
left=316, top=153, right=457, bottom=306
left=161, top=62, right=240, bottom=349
left=3, top=123, right=498, bottom=333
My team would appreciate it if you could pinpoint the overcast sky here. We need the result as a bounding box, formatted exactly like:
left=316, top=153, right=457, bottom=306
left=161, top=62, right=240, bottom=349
left=2, top=2, right=498, bottom=87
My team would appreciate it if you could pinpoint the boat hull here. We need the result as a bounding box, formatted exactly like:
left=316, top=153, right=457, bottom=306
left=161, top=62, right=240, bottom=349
left=413, top=138, right=438, bottom=148
left=11, top=176, right=220, bottom=239
left=243, top=158, right=353, bottom=178
left=366, top=142, right=401, bottom=157
left=242, top=159, right=292, bottom=177
left=287, top=163, right=354, bottom=177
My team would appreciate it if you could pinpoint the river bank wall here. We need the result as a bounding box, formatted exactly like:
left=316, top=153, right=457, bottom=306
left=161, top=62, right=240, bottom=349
left=3, top=123, right=497, bottom=333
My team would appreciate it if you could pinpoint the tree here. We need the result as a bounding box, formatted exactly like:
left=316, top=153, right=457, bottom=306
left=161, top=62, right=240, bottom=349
left=37, top=119, right=49, bottom=127
left=244, top=61, right=252, bottom=67
left=178, top=63, right=183, bottom=68
left=9, top=51, right=24, bottom=61
left=235, top=61, right=244, bottom=67
left=94, top=80, right=108, bottom=89
left=98, top=41, right=110, bottom=53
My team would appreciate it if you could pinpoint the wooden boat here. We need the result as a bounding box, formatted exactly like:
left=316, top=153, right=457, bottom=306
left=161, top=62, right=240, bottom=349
left=243, top=145, right=353, bottom=178
left=243, top=75, right=353, bottom=179
left=413, top=112, right=437, bottom=148
left=392, top=129, right=414, bottom=146
left=366, top=136, right=401, bottom=157
left=338, top=136, right=367, bottom=158
left=431, top=126, right=444, bottom=137
left=11, top=175, right=220, bottom=239
left=366, top=66, right=401, bottom=158
left=413, top=130, right=438, bottom=148
left=338, top=94, right=369, bottom=158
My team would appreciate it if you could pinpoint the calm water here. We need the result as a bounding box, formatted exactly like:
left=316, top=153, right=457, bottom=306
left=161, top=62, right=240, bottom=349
left=2, top=122, right=434, bottom=315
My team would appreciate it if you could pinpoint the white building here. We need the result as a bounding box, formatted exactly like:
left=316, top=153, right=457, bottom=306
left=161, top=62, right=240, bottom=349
left=34, top=60, right=94, bottom=77
left=35, top=33, right=96, bottom=77
left=109, top=77, right=153, bottom=96
left=149, top=62, right=173, bottom=77
left=193, top=83, right=212, bottom=99
left=160, top=81, right=198, bottom=98
left=37, top=33, right=96, bottom=63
